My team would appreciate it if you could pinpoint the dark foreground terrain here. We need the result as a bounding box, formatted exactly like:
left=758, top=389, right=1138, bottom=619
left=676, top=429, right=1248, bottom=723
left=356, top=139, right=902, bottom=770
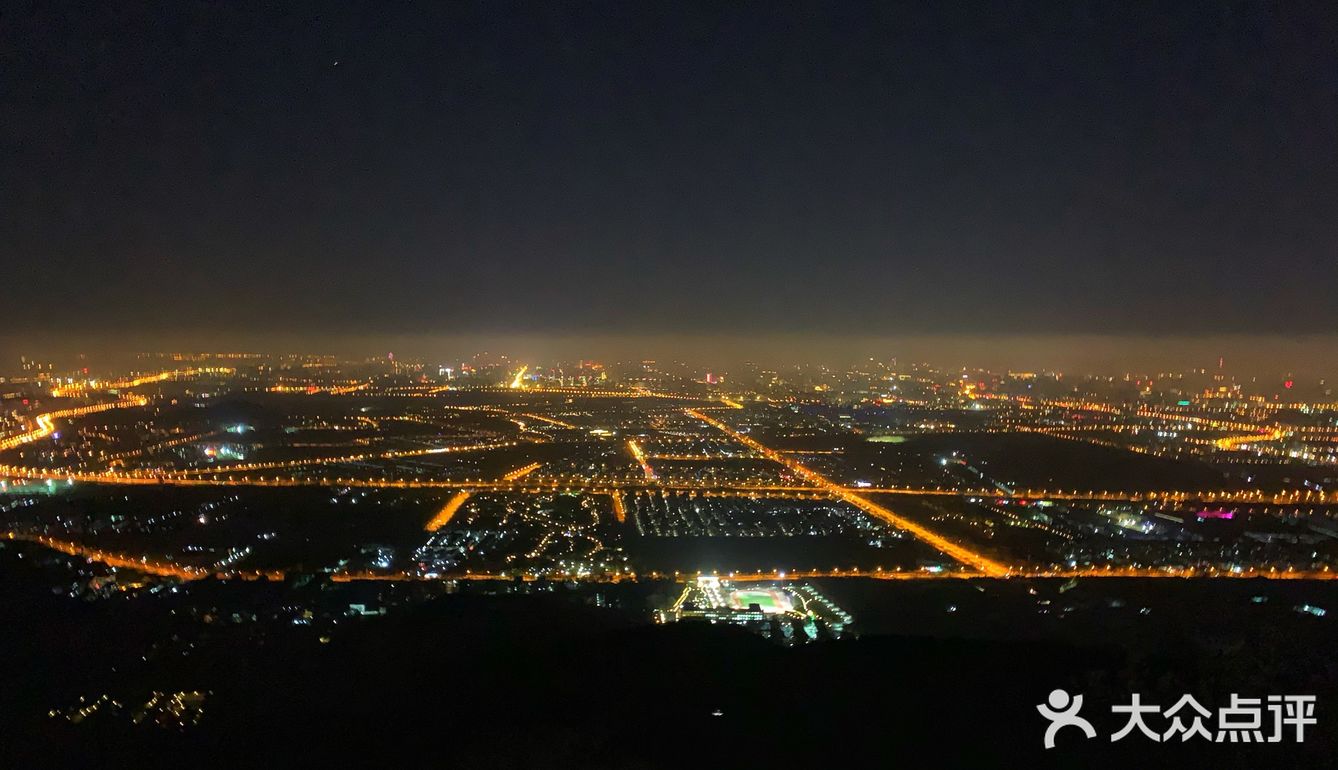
left=4, top=544, right=1336, bottom=769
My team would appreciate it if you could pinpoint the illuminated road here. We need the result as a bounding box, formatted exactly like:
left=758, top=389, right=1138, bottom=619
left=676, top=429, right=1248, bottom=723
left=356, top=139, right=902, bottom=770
left=4, top=457, right=1335, bottom=506
left=501, top=462, right=543, bottom=481
left=424, top=491, right=473, bottom=531
left=0, top=397, right=148, bottom=452
left=174, top=439, right=518, bottom=476
left=626, top=439, right=656, bottom=480
left=509, top=365, right=529, bottom=389
left=685, top=409, right=1010, bottom=577
left=4, top=532, right=209, bottom=580
left=49, top=367, right=234, bottom=397
left=9, top=532, right=1334, bottom=584
left=609, top=492, right=627, bottom=523
left=106, top=430, right=218, bottom=468
left=514, top=412, right=577, bottom=429
left=1212, top=427, right=1288, bottom=450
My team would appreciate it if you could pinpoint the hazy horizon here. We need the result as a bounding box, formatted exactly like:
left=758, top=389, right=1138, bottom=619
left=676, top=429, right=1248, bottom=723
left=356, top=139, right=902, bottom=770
left=6, top=331, right=1337, bottom=381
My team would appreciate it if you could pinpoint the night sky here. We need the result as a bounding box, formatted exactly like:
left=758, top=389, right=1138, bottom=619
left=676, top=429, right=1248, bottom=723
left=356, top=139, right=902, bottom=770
left=3, top=2, right=1337, bottom=361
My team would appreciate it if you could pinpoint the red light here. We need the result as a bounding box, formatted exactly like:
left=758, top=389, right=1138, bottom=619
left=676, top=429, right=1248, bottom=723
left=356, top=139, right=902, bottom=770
left=1284, top=380, right=1294, bottom=389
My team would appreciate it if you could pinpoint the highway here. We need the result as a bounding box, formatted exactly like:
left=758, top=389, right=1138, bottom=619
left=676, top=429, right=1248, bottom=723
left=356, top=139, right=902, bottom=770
left=173, top=439, right=518, bottom=476
left=0, top=397, right=148, bottom=452
left=685, top=409, right=1010, bottom=577
left=9, top=532, right=1334, bottom=584
left=4, top=532, right=209, bottom=580
left=4, top=458, right=1336, bottom=506
left=609, top=491, right=628, bottom=522
left=626, top=439, right=656, bottom=479
left=49, top=367, right=233, bottom=397
left=424, top=491, right=473, bottom=532
left=501, top=462, right=543, bottom=481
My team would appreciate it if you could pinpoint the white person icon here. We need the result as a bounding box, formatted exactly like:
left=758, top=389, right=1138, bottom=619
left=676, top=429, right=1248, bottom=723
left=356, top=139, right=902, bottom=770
left=1037, top=689, right=1097, bottom=749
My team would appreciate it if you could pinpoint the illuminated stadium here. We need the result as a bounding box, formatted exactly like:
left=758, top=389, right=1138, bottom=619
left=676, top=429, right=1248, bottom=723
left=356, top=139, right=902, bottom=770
left=726, top=588, right=794, bottom=614
left=661, top=577, right=853, bottom=644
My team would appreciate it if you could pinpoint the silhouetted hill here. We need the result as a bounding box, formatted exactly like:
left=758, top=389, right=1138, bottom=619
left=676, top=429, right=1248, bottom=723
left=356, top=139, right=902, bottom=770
left=10, top=589, right=1334, bottom=769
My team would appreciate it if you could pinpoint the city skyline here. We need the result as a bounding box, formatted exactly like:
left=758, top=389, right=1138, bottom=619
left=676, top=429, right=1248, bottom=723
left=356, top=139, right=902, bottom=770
left=7, top=331, right=1338, bottom=381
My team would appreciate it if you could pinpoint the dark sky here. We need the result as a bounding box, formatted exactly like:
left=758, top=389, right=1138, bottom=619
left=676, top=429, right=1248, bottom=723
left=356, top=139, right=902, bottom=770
left=4, top=2, right=1337, bottom=343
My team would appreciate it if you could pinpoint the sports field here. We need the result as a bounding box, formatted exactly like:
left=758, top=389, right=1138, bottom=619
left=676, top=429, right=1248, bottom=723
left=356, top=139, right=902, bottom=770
left=727, top=588, right=794, bottom=614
